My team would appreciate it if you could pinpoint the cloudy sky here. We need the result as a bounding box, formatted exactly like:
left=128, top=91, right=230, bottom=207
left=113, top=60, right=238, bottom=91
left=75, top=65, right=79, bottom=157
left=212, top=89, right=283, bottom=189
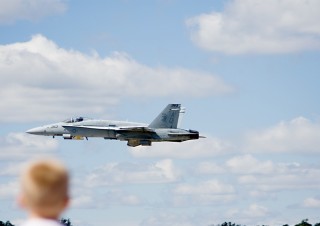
left=1, top=0, right=320, bottom=225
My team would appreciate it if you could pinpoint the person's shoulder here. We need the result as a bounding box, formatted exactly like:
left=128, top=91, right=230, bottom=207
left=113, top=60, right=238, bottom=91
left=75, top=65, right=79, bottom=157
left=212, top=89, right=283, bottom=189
left=20, top=218, right=63, bottom=226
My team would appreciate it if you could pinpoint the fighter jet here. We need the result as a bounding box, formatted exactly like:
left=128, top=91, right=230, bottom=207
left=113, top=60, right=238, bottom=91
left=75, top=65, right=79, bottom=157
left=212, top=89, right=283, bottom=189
left=26, top=104, right=203, bottom=147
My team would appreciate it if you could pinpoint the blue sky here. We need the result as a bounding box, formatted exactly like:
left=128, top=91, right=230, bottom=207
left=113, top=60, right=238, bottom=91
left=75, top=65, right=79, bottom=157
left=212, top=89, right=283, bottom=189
left=1, top=0, right=320, bottom=225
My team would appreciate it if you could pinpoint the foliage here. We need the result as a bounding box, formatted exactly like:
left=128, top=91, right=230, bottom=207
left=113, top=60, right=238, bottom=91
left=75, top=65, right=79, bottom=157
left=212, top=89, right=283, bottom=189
left=60, top=218, right=73, bottom=226
left=0, top=222, right=14, bottom=226
left=211, top=222, right=242, bottom=226
left=209, top=220, right=320, bottom=226
left=295, top=219, right=312, bottom=226
left=2, top=218, right=320, bottom=226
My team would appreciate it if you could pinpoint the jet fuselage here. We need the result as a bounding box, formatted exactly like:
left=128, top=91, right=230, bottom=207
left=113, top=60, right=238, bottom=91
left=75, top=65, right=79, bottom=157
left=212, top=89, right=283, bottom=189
left=26, top=104, right=203, bottom=147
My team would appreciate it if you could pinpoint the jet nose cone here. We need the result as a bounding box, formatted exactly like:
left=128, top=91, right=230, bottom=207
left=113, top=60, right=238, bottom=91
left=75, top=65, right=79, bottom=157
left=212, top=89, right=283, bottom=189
left=26, top=127, right=45, bottom=135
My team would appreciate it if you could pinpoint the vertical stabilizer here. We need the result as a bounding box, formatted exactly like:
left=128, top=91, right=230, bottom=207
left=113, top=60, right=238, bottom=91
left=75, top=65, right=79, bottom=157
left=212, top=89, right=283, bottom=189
left=149, top=104, right=181, bottom=128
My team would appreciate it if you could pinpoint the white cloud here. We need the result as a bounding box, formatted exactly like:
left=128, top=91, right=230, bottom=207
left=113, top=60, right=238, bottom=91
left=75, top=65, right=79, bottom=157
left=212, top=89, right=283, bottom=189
left=187, top=0, right=320, bottom=54
left=0, top=180, right=19, bottom=199
left=227, top=204, right=271, bottom=220
left=226, top=154, right=275, bottom=174
left=244, top=117, right=320, bottom=153
left=0, top=0, right=67, bottom=24
left=238, top=165, right=320, bottom=192
left=302, top=197, right=320, bottom=208
left=71, top=194, right=94, bottom=209
left=0, top=34, right=232, bottom=123
left=243, top=204, right=270, bottom=218
left=0, top=132, right=58, bottom=160
left=196, top=161, right=225, bottom=174
left=141, top=213, right=196, bottom=226
left=173, top=179, right=234, bottom=195
left=196, top=154, right=320, bottom=199
left=171, top=179, right=236, bottom=206
left=129, top=136, right=233, bottom=159
left=71, top=189, right=142, bottom=209
left=85, top=159, right=180, bottom=186
left=0, top=162, right=23, bottom=176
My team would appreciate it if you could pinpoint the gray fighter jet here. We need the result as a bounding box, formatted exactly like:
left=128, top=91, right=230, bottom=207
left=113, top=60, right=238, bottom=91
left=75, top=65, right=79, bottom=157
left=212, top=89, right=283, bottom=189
left=26, top=104, right=203, bottom=147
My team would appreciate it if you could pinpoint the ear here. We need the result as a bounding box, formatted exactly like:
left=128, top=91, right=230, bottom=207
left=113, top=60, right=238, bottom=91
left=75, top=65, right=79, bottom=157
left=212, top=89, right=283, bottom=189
left=17, top=193, right=26, bottom=208
left=63, top=195, right=70, bottom=209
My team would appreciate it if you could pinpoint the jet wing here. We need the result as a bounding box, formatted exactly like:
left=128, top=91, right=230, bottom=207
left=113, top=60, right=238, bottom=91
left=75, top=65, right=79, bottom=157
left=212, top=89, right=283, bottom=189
left=62, top=125, right=155, bottom=133
left=117, top=126, right=155, bottom=133
left=63, top=125, right=115, bottom=131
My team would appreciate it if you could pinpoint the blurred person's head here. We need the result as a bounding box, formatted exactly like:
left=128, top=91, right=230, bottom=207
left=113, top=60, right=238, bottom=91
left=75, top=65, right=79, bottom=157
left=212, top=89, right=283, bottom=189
left=19, top=158, right=69, bottom=219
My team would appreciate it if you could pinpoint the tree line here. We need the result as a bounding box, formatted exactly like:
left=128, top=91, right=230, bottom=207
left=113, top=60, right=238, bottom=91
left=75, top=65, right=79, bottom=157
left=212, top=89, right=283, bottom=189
left=210, top=219, right=320, bottom=226
left=1, top=218, right=319, bottom=226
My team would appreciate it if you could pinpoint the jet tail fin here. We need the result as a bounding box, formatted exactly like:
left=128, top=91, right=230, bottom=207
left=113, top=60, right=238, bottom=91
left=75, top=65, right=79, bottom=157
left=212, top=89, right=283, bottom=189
left=149, top=104, right=181, bottom=128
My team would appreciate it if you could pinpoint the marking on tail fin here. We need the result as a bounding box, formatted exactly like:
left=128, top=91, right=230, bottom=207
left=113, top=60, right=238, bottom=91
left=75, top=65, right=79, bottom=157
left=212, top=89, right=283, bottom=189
left=149, top=104, right=181, bottom=128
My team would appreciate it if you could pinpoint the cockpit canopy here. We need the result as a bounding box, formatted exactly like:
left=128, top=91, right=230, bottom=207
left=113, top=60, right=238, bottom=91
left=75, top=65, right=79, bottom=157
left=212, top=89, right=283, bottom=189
left=62, top=117, right=90, bottom=123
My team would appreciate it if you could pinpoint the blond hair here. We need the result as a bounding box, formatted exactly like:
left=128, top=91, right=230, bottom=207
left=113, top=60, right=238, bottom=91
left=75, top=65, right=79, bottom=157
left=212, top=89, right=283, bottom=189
left=20, top=158, right=69, bottom=218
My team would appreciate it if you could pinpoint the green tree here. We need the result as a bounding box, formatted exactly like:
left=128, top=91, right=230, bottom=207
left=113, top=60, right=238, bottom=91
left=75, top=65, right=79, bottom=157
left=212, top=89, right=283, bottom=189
left=60, top=218, right=72, bottom=226
left=0, top=222, right=14, bottom=226
left=213, top=222, right=242, bottom=226
left=5, top=222, right=14, bottom=226
left=295, top=219, right=312, bottom=226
